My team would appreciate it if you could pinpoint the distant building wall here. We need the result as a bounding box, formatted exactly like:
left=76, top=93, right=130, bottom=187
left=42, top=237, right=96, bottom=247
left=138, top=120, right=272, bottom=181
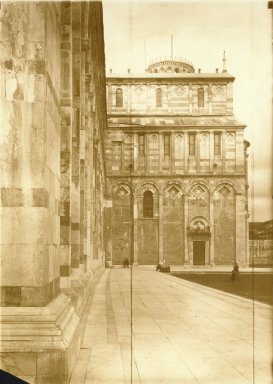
left=249, top=219, right=273, bottom=265
left=249, top=240, right=273, bottom=265
left=105, top=68, right=249, bottom=267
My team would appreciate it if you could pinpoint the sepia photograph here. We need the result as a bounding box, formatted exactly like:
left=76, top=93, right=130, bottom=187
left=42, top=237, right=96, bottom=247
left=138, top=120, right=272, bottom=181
left=0, top=0, right=272, bottom=383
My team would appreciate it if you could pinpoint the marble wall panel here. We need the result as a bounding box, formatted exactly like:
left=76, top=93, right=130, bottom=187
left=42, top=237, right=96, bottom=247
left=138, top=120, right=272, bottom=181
left=60, top=244, right=71, bottom=266
left=12, top=207, right=45, bottom=244
left=0, top=208, right=13, bottom=244
left=46, top=113, right=60, bottom=175
left=0, top=244, right=49, bottom=286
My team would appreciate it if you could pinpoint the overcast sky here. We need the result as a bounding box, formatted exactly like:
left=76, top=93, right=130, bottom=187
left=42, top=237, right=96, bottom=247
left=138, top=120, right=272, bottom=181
left=103, top=0, right=272, bottom=222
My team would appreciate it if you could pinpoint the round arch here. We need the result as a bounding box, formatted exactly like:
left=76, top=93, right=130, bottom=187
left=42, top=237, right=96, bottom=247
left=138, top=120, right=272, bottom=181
left=189, top=215, right=210, bottom=229
left=137, top=182, right=159, bottom=198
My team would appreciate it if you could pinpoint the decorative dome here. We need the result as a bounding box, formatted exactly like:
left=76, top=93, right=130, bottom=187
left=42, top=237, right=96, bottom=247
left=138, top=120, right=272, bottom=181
left=147, top=56, right=195, bottom=73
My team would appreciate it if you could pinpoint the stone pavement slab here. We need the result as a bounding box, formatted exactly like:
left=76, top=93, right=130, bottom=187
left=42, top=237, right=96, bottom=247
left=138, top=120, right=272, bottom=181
left=69, top=268, right=272, bottom=384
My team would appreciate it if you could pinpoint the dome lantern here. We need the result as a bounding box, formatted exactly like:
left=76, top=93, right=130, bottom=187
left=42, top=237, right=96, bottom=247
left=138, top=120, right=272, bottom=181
left=146, top=56, right=195, bottom=73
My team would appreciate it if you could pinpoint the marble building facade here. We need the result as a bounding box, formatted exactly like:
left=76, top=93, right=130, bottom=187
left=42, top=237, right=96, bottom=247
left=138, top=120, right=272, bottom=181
left=0, top=2, right=106, bottom=383
left=104, top=58, right=250, bottom=267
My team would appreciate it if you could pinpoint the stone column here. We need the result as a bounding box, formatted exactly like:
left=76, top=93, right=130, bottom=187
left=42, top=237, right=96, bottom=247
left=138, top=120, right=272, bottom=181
left=60, top=2, right=72, bottom=289
left=0, top=3, right=78, bottom=382
left=158, top=192, right=164, bottom=263
left=184, top=195, right=189, bottom=265
left=84, top=78, right=92, bottom=272
left=71, top=2, right=81, bottom=277
left=222, top=132, right=226, bottom=173
left=146, top=133, right=149, bottom=173
left=133, top=133, right=138, bottom=172
left=133, top=197, right=138, bottom=265
left=170, top=132, right=175, bottom=173
left=209, top=193, right=215, bottom=265
left=0, top=1, right=61, bottom=308
left=104, top=199, right=113, bottom=267
left=196, top=132, right=200, bottom=173
left=79, top=19, right=87, bottom=274
left=209, top=131, right=214, bottom=173
left=235, top=192, right=246, bottom=266
left=188, top=239, right=193, bottom=265
left=184, top=133, right=189, bottom=173
left=205, top=240, right=210, bottom=265
left=159, top=133, right=163, bottom=173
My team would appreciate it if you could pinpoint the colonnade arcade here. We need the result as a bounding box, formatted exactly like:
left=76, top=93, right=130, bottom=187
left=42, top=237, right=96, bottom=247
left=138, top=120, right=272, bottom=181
left=105, top=179, right=242, bottom=266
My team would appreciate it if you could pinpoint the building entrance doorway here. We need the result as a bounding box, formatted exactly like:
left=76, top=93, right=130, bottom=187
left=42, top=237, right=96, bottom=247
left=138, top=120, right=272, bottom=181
left=193, top=241, right=205, bottom=265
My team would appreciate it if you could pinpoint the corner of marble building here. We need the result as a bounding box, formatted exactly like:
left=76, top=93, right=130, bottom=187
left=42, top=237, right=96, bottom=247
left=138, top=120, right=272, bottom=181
left=0, top=1, right=107, bottom=383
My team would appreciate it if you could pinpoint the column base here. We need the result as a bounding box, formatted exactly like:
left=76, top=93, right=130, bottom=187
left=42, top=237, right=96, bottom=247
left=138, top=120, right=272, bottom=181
left=105, top=260, right=112, bottom=268
left=0, top=266, right=104, bottom=384
left=0, top=294, right=79, bottom=383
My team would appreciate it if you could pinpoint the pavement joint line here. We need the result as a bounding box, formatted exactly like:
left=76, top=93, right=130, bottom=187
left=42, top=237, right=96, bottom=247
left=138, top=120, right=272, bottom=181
left=152, top=317, right=201, bottom=384
left=151, top=271, right=272, bottom=323
left=153, top=302, right=250, bottom=382
left=69, top=269, right=271, bottom=384
left=130, top=271, right=265, bottom=380
left=159, top=270, right=272, bottom=309
left=159, top=272, right=267, bottom=381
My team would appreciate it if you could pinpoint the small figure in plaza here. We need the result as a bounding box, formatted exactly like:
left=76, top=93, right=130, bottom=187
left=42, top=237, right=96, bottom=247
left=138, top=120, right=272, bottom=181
left=231, top=262, right=239, bottom=281
left=123, top=257, right=129, bottom=268
left=156, top=260, right=170, bottom=273
left=156, top=263, right=161, bottom=271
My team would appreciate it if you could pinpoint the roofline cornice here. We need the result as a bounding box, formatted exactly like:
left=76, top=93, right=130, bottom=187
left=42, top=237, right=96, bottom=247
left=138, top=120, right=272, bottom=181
left=106, top=74, right=235, bottom=82
left=106, top=125, right=246, bottom=129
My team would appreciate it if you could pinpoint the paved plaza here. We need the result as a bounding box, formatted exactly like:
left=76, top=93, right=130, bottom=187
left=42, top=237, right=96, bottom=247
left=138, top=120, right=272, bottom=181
left=69, top=267, right=272, bottom=384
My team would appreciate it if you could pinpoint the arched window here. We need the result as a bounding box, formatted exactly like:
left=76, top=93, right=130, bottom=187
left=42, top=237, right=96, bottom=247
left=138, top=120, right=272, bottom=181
left=116, top=88, right=123, bottom=107
left=156, top=88, right=162, bottom=107
left=143, top=190, right=153, bottom=218
left=198, top=88, right=204, bottom=108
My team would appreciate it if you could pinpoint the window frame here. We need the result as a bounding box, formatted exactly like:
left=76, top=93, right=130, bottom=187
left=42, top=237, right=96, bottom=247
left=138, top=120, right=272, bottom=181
left=143, top=190, right=153, bottom=218
left=164, top=134, right=171, bottom=156
left=139, top=134, right=145, bottom=156
left=198, top=88, right=204, bottom=108
left=189, top=133, right=196, bottom=156
left=116, top=88, right=123, bottom=108
left=214, top=132, right=221, bottom=156
left=156, top=88, right=163, bottom=108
